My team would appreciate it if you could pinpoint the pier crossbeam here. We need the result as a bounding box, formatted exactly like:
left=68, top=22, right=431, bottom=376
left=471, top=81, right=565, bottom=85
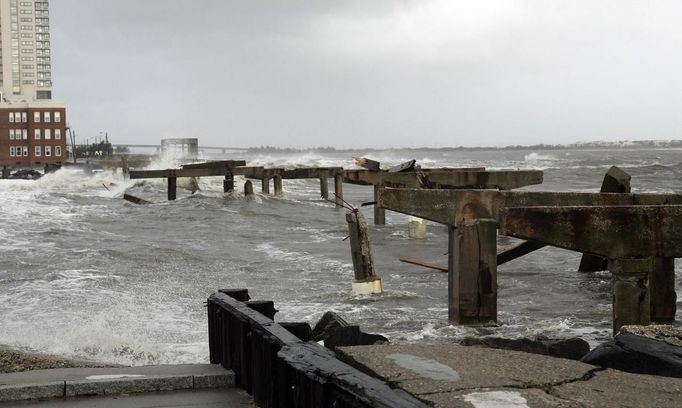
left=343, top=169, right=543, bottom=190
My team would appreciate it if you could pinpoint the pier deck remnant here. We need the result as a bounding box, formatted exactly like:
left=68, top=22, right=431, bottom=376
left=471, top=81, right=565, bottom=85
left=378, top=188, right=682, bottom=332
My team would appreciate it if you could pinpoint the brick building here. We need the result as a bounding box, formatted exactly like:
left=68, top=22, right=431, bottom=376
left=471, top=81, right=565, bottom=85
left=0, top=100, right=66, bottom=167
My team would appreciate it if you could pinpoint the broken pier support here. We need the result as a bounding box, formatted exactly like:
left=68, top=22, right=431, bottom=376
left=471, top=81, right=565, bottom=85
left=261, top=178, right=270, bottom=194
left=168, top=177, right=177, bottom=201
left=610, top=258, right=651, bottom=334
left=273, top=176, right=283, bottom=197
left=224, top=175, right=234, bottom=193
left=345, top=210, right=383, bottom=294
left=373, top=185, right=385, bottom=225
left=448, top=219, right=497, bottom=324
left=334, top=174, right=344, bottom=208
left=650, top=257, right=677, bottom=322
left=244, top=180, right=254, bottom=196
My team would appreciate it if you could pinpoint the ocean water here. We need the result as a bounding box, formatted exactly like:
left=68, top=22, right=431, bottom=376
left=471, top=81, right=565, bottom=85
left=0, top=147, right=680, bottom=366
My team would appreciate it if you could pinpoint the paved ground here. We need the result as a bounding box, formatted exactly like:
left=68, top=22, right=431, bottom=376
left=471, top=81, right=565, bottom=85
left=337, top=343, right=682, bottom=408
left=0, top=364, right=253, bottom=407
left=0, top=388, right=253, bottom=407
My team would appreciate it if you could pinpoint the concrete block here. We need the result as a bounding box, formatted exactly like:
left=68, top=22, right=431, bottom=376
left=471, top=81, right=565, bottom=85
left=65, top=374, right=193, bottom=397
left=408, top=217, right=427, bottom=239
left=193, top=372, right=234, bottom=389
left=352, top=279, right=383, bottom=295
left=0, top=381, right=65, bottom=402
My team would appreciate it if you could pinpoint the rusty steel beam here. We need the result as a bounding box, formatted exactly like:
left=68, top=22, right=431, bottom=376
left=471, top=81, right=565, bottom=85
left=378, top=188, right=682, bottom=225
left=500, top=205, right=682, bottom=259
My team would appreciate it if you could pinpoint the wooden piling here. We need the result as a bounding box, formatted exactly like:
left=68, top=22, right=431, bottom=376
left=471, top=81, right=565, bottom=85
left=273, top=176, right=283, bottom=197
left=610, top=258, right=651, bottom=334
left=650, top=257, right=677, bottom=322
left=261, top=178, right=270, bottom=194
left=448, top=219, right=497, bottom=324
left=334, top=174, right=343, bottom=208
left=1, top=166, right=9, bottom=179
left=244, top=180, right=254, bottom=196
left=224, top=175, right=234, bottom=193
left=373, top=185, right=385, bottom=225
left=579, top=166, right=631, bottom=272
left=168, top=177, right=177, bottom=201
left=346, top=210, right=383, bottom=294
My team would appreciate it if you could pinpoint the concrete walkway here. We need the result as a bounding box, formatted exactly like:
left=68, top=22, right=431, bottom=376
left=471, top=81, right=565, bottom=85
left=0, top=364, right=253, bottom=407
left=338, top=343, right=682, bottom=408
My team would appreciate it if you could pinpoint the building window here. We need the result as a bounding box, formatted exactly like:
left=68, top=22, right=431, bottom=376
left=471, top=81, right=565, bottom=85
left=34, top=111, right=40, bottom=122
left=34, top=129, right=40, bottom=139
left=22, top=129, right=28, bottom=140
left=44, top=129, right=51, bottom=139
left=44, top=112, right=50, bottom=122
left=10, top=146, right=15, bottom=157
left=45, top=146, right=51, bottom=157
left=9, top=112, right=14, bottom=123
left=55, top=129, right=61, bottom=139
left=22, top=112, right=27, bottom=122
left=54, top=111, right=61, bottom=122
left=9, top=129, right=15, bottom=140
left=35, top=146, right=41, bottom=156
left=23, top=146, right=28, bottom=156
left=55, top=146, right=61, bottom=157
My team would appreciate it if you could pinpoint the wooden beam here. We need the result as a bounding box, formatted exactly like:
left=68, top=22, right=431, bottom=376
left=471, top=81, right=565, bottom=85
left=181, top=160, right=246, bottom=169
left=399, top=258, right=448, bottom=272
left=130, top=167, right=237, bottom=179
left=343, top=169, right=541, bottom=189
left=123, top=193, right=151, bottom=205
left=500, top=205, right=682, bottom=259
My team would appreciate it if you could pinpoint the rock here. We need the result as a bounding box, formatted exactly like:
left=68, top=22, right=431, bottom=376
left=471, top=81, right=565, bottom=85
left=312, top=311, right=350, bottom=341
left=460, top=336, right=590, bottom=360
left=324, top=326, right=388, bottom=350
left=581, top=326, right=682, bottom=378
left=312, top=312, right=388, bottom=350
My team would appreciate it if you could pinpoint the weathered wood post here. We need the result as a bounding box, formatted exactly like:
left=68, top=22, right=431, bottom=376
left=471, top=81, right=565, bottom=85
left=650, top=257, right=676, bottom=322
left=334, top=173, right=343, bottom=208
left=244, top=180, right=254, bottom=196
left=345, top=210, right=383, bottom=294
left=274, top=176, right=284, bottom=197
left=262, top=178, right=270, bottom=194
left=373, top=185, right=385, bottom=225
left=121, top=156, right=129, bottom=180
left=448, top=219, right=497, bottom=324
left=1, top=166, right=9, bottom=179
left=224, top=173, right=234, bottom=193
left=168, top=177, right=177, bottom=201
left=319, top=171, right=329, bottom=199
left=579, top=166, right=631, bottom=272
left=610, top=258, right=651, bottom=334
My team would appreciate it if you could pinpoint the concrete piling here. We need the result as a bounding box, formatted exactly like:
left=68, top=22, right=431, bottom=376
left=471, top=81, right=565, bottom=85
left=274, top=176, right=283, bottom=197
left=448, top=219, right=497, bottom=324
left=373, top=185, right=385, bottom=225
left=334, top=174, right=344, bottom=208
left=610, top=258, right=651, bottom=334
left=345, top=210, right=383, bottom=294
left=224, top=175, right=234, bottom=193
left=244, top=180, right=254, bottom=196
left=261, top=178, right=270, bottom=194
left=408, top=217, right=427, bottom=239
left=320, top=171, right=329, bottom=199
left=650, top=257, right=677, bottom=322
left=168, top=177, right=177, bottom=201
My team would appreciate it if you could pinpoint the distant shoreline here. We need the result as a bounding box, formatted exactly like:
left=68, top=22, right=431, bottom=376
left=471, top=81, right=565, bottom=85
left=0, top=344, right=116, bottom=373
left=240, top=139, right=682, bottom=153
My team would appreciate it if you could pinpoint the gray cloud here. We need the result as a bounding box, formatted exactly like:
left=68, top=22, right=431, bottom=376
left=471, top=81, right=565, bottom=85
left=51, top=1, right=682, bottom=148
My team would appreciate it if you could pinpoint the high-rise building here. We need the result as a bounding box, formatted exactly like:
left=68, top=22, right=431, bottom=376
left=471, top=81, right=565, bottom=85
left=0, top=0, right=52, bottom=101
left=0, top=0, right=66, bottom=169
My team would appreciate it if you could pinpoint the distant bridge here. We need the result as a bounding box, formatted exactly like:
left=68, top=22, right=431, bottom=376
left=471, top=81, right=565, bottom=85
left=113, top=144, right=247, bottom=153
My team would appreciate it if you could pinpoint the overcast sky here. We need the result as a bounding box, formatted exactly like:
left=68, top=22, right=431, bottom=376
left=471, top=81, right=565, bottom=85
left=51, top=1, right=682, bottom=148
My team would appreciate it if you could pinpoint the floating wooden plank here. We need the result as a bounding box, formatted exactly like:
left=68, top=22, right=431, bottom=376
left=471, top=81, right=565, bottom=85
left=399, top=258, right=448, bottom=272
left=378, top=188, right=682, bottom=225
left=388, top=159, right=416, bottom=173
left=181, top=160, right=246, bottom=169
left=500, top=205, right=682, bottom=259
left=123, top=193, right=151, bottom=205
left=354, top=157, right=380, bottom=171
left=401, top=240, right=547, bottom=273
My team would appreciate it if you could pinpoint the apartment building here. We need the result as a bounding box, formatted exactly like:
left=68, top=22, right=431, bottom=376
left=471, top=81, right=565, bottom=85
left=0, top=0, right=67, bottom=168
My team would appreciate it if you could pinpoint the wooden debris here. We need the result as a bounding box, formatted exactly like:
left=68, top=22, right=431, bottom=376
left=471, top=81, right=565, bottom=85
left=123, top=193, right=152, bottom=205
